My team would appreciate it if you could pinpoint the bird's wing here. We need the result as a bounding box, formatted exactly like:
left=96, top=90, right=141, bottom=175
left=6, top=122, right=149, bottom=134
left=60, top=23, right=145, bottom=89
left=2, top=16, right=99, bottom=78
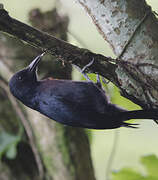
left=36, top=80, right=126, bottom=129
left=52, top=89, right=106, bottom=115
left=38, top=80, right=108, bottom=114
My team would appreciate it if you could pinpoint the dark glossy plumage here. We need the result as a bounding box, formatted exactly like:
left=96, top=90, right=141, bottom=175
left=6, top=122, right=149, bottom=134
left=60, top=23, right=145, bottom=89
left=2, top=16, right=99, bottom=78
left=9, top=54, right=158, bottom=129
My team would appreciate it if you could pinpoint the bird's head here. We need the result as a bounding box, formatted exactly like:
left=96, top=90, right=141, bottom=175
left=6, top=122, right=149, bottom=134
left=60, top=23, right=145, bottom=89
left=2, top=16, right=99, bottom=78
left=9, top=52, right=45, bottom=100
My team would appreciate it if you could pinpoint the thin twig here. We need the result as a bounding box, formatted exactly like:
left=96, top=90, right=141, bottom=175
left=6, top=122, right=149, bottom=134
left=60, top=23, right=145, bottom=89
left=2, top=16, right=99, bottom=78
left=105, top=129, right=119, bottom=180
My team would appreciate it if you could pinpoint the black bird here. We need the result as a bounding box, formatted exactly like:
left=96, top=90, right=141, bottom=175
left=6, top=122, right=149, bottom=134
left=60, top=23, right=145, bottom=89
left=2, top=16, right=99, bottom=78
left=9, top=53, right=158, bottom=129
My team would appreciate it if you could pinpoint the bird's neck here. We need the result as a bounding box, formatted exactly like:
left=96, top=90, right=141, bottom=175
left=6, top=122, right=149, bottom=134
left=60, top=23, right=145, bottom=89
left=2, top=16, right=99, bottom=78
left=16, top=82, right=38, bottom=107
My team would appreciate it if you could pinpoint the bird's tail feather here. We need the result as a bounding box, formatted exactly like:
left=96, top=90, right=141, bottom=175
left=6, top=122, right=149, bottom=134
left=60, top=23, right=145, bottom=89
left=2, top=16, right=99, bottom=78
left=119, top=109, right=158, bottom=128
left=122, top=122, right=139, bottom=128
left=119, top=109, right=158, bottom=120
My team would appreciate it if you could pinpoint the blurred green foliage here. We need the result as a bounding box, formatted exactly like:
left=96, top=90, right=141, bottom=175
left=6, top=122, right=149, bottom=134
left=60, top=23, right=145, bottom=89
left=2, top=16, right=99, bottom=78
left=112, top=155, right=158, bottom=180
left=141, top=155, right=158, bottom=177
left=1, top=1, right=158, bottom=180
left=0, top=132, right=21, bottom=159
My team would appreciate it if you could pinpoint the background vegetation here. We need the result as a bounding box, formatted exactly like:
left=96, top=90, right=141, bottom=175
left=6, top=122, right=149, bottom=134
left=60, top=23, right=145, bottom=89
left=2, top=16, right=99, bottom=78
left=0, top=0, right=158, bottom=180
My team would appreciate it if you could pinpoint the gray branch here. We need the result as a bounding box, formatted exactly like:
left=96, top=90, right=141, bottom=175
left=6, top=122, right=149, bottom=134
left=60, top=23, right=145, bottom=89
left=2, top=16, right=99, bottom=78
left=78, top=0, right=158, bottom=108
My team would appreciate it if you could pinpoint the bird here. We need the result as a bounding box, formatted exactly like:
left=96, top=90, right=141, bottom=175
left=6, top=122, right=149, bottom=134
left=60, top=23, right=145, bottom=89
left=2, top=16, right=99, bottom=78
left=9, top=53, right=158, bottom=129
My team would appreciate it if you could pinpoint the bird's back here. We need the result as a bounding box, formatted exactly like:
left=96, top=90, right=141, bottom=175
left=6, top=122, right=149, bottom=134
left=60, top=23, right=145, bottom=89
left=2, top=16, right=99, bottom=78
left=33, top=79, right=124, bottom=129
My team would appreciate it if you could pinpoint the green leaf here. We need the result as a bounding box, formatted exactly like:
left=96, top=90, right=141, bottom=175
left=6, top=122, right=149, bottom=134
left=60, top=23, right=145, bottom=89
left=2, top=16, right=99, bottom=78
left=5, top=144, right=17, bottom=159
left=143, top=176, right=158, bottom=180
left=112, top=168, right=145, bottom=180
left=0, top=131, right=21, bottom=159
left=141, top=155, right=158, bottom=177
left=112, top=155, right=158, bottom=180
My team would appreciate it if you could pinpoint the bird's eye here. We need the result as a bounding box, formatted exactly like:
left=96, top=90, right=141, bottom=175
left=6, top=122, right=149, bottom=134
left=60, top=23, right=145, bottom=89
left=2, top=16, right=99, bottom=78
left=18, top=76, right=22, bottom=81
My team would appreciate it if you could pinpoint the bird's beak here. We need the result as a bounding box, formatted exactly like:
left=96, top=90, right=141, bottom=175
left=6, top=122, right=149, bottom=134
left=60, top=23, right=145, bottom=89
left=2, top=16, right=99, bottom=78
left=28, top=52, right=45, bottom=72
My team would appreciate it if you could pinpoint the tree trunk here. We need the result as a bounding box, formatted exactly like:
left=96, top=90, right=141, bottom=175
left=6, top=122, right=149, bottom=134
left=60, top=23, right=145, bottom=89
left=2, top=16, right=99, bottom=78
left=0, top=7, right=95, bottom=180
left=78, top=0, right=158, bottom=109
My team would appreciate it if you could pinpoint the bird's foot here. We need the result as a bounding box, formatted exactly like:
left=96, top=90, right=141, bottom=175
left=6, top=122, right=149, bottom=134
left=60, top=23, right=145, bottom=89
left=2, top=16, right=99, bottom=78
left=73, top=58, right=107, bottom=90
left=73, top=58, right=94, bottom=82
left=101, top=77, right=110, bottom=84
left=80, top=58, right=94, bottom=74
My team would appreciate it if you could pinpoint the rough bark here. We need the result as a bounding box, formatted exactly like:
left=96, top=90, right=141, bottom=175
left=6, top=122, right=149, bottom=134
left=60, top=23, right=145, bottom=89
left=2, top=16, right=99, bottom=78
left=0, top=7, right=95, bottom=180
left=78, top=0, right=158, bottom=108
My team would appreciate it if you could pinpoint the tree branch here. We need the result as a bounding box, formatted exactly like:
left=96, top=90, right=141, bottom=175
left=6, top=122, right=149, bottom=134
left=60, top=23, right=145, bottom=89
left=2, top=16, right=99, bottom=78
left=1, top=2, right=158, bottom=108
left=0, top=6, right=118, bottom=85
left=78, top=0, right=158, bottom=108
